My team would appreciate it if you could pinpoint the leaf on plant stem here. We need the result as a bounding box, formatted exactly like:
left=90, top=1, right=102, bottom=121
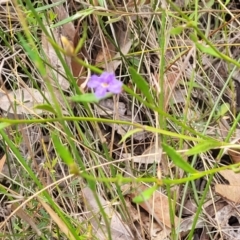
left=51, top=8, right=95, bottom=28
left=133, top=185, right=158, bottom=203
left=162, top=143, right=198, bottom=173
left=189, top=33, right=222, bottom=58
left=215, top=103, right=230, bottom=120
left=0, top=123, right=11, bottom=129
left=32, top=1, right=65, bottom=13
left=34, top=104, right=56, bottom=114
left=186, top=140, right=221, bottom=156
left=206, top=0, right=215, bottom=8
left=52, top=132, right=74, bottom=165
left=170, top=26, right=184, bottom=35
left=120, top=128, right=143, bottom=143
left=106, top=16, right=123, bottom=24
left=195, top=42, right=221, bottom=58
left=129, top=184, right=181, bottom=228
left=129, top=67, right=154, bottom=104
left=71, top=93, right=99, bottom=103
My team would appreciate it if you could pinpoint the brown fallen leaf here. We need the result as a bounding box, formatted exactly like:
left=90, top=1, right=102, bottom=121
left=215, top=170, right=240, bottom=203
left=95, top=38, right=116, bottom=66
left=98, top=21, right=132, bottom=72
left=129, top=184, right=181, bottom=228
left=51, top=0, right=88, bottom=87
left=228, top=148, right=240, bottom=163
left=122, top=145, right=162, bottom=167
left=124, top=197, right=172, bottom=239
left=107, top=114, right=148, bottom=141
left=164, top=47, right=195, bottom=110
left=71, top=20, right=88, bottom=87
left=216, top=185, right=240, bottom=203
left=51, top=0, right=75, bottom=40
left=82, top=187, right=134, bottom=240
left=94, top=99, right=126, bottom=116
left=218, top=169, right=240, bottom=184
left=0, top=154, right=6, bottom=174
left=0, top=88, right=52, bottom=116
left=93, top=98, right=148, bottom=141
left=215, top=204, right=240, bottom=239
left=106, top=38, right=132, bottom=72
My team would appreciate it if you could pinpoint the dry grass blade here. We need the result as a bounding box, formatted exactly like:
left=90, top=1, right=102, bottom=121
left=3, top=0, right=240, bottom=239
left=51, top=0, right=88, bottom=87
left=38, top=197, right=75, bottom=240
left=11, top=203, right=42, bottom=237
left=41, top=26, right=70, bottom=90
left=100, top=22, right=132, bottom=72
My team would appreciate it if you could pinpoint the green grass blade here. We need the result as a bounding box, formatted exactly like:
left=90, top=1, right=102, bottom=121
left=186, top=141, right=223, bottom=156
left=162, top=143, right=198, bottom=174
left=133, top=185, right=159, bottom=203
left=129, top=67, right=155, bottom=104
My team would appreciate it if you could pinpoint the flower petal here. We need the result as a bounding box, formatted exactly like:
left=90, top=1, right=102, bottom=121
left=99, top=72, right=114, bottom=83
left=94, top=86, right=107, bottom=98
left=107, top=79, right=123, bottom=94
left=87, top=75, right=101, bottom=88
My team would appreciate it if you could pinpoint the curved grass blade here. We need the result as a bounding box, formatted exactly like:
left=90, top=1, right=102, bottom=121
left=133, top=185, right=159, bottom=203
left=162, top=143, right=198, bottom=174
left=129, top=67, right=154, bottom=104
left=186, top=140, right=222, bottom=156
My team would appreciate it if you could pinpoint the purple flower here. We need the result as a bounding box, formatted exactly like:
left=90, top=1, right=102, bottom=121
left=87, top=72, right=123, bottom=98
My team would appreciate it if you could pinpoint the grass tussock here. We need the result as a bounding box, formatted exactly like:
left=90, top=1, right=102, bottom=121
left=1, top=0, right=240, bottom=239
